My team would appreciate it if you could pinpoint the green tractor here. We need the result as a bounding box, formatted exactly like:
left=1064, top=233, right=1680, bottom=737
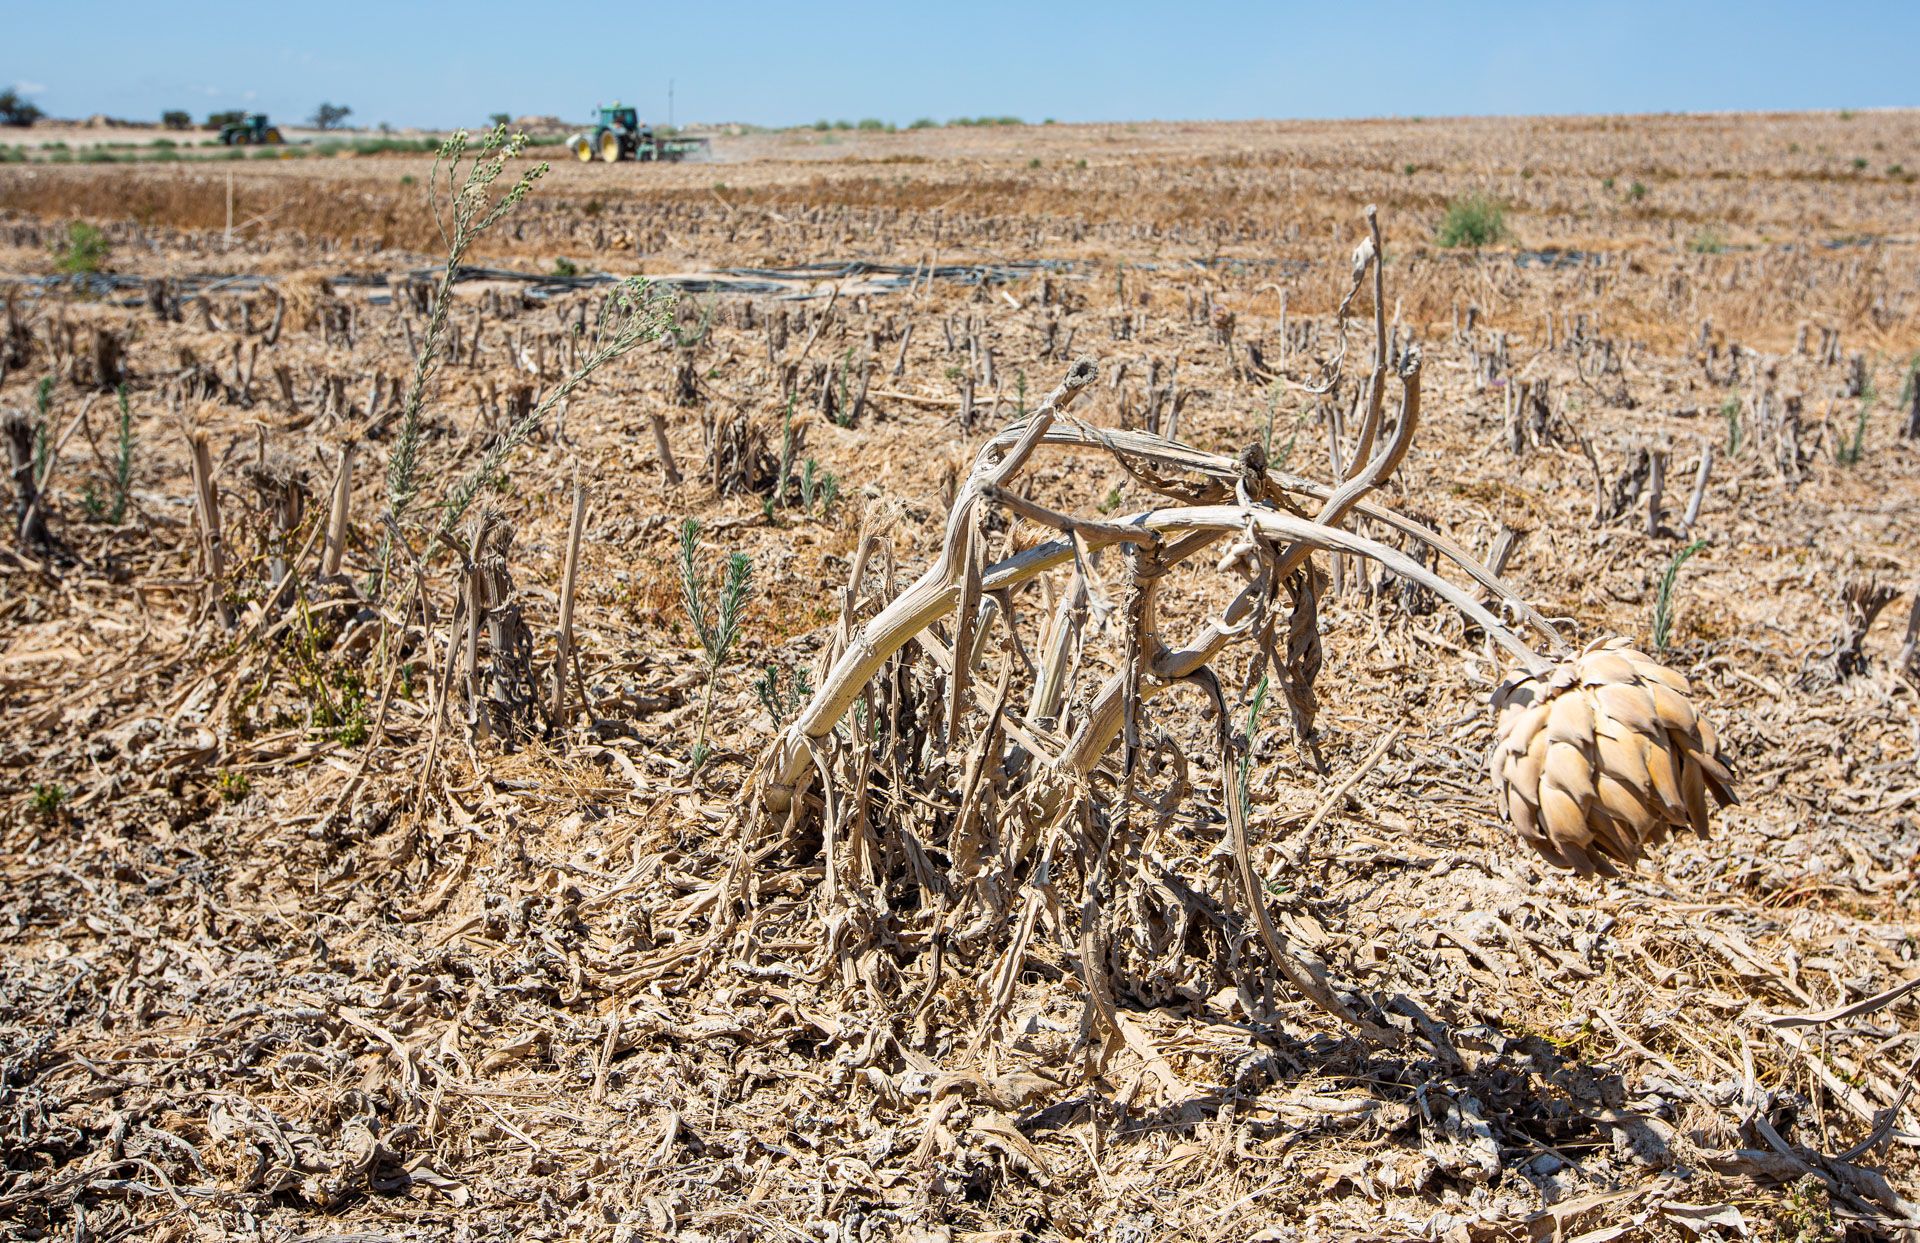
left=567, top=102, right=711, bottom=163
left=219, top=114, right=284, bottom=146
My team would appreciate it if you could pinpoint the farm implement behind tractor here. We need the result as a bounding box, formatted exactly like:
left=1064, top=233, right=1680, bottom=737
left=567, top=103, right=711, bottom=163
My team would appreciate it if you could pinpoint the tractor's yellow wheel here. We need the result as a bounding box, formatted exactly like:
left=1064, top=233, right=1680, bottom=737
left=598, top=129, right=622, bottom=162
left=572, top=136, right=593, bottom=162
left=263, top=127, right=283, bottom=144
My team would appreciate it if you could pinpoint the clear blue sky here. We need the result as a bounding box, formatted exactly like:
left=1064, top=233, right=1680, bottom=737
left=4, top=1, right=1915, bottom=130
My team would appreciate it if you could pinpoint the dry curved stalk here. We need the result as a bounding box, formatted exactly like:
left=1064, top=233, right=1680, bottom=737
left=765, top=357, right=1098, bottom=803
left=1050, top=512, right=1553, bottom=776
left=1017, top=423, right=1564, bottom=649
left=764, top=495, right=1547, bottom=807
left=764, top=356, right=1558, bottom=808
left=1187, top=665, right=1400, bottom=1046
left=1057, top=350, right=1430, bottom=774
left=748, top=211, right=1740, bottom=1052
left=1349, top=207, right=1390, bottom=472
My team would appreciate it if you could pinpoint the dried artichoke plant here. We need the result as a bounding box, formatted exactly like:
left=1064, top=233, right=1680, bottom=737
left=736, top=209, right=1735, bottom=1050
left=1490, top=638, right=1734, bottom=875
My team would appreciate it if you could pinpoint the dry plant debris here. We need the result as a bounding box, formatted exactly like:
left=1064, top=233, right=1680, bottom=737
left=1, top=111, right=1918, bottom=1241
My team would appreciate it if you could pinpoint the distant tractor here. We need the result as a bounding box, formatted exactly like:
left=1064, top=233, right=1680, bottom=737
left=567, top=103, right=711, bottom=163
left=219, top=114, right=284, bottom=146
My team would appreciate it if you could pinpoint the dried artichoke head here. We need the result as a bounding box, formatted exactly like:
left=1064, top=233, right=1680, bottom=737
left=1490, top=638, right=1736, bottom=875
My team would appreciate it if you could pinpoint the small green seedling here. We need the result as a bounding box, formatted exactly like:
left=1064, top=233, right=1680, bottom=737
left=30, top=783, right=66, bottom=821
left=1653, top=539, right=1707, bottom=653
left=798, top=458, right=840, bottom=518
left=755, top=664, right=812, bottom=726
left=677, top=518, right=753, bottom=769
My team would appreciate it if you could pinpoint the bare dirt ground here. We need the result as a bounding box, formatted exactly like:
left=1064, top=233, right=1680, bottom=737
left=1, top=112, right=1919, bottom=1241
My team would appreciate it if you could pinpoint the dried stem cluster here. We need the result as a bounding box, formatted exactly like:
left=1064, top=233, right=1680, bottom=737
left=5, top=115, right=1919, bottom=1237
left=738, top=211, right=1731, bottom=1053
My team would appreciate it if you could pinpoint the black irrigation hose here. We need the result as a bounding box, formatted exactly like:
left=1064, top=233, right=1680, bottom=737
left=5, top=231, right=1898, bottom=305
left=12, top=229, right=1895, bottom=306
left=0, top=257, right=1083, bottom=306
left=421, top=259, right=1075, bottom=299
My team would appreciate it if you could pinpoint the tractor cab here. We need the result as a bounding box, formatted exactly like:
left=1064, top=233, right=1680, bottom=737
left=602, top=105, right=643, bottom=135
left=599, top=104, right=652, bottom=143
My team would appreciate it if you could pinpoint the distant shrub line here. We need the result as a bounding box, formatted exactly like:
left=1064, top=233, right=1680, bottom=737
left=2, top=134, right=454, bottom=165
left=811, top=115, right=1030, bottom=134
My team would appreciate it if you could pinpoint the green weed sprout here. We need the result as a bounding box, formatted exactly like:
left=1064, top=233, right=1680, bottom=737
left=678, top=518, right=753, bottom=768
left=84, top=388, right=135, bottom=523
left=1437, top=194, right=1506, bottom=248
left=798, top=458, right=839, bottom=517
left=379, top=124, right=548, bottom=590
left=29, top=782, right=66, bottom=821
left=775, top=395, right=798, bottom=510
left=55, top=222, right=109, bottom=275
left=32, top=376, right=53, bottom=483
left=1654, top=539, right=1707, bottom=653
left=1838, top=373, right=1875, bottom=467
left=378, top=126, right=670, bottom=593
left=756, top=664, right=812, bottom=726
left=435, top=275, right=670, bottom=541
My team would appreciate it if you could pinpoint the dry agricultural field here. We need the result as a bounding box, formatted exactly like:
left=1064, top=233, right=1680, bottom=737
left=2, top=111, right=1919, bottom=1240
